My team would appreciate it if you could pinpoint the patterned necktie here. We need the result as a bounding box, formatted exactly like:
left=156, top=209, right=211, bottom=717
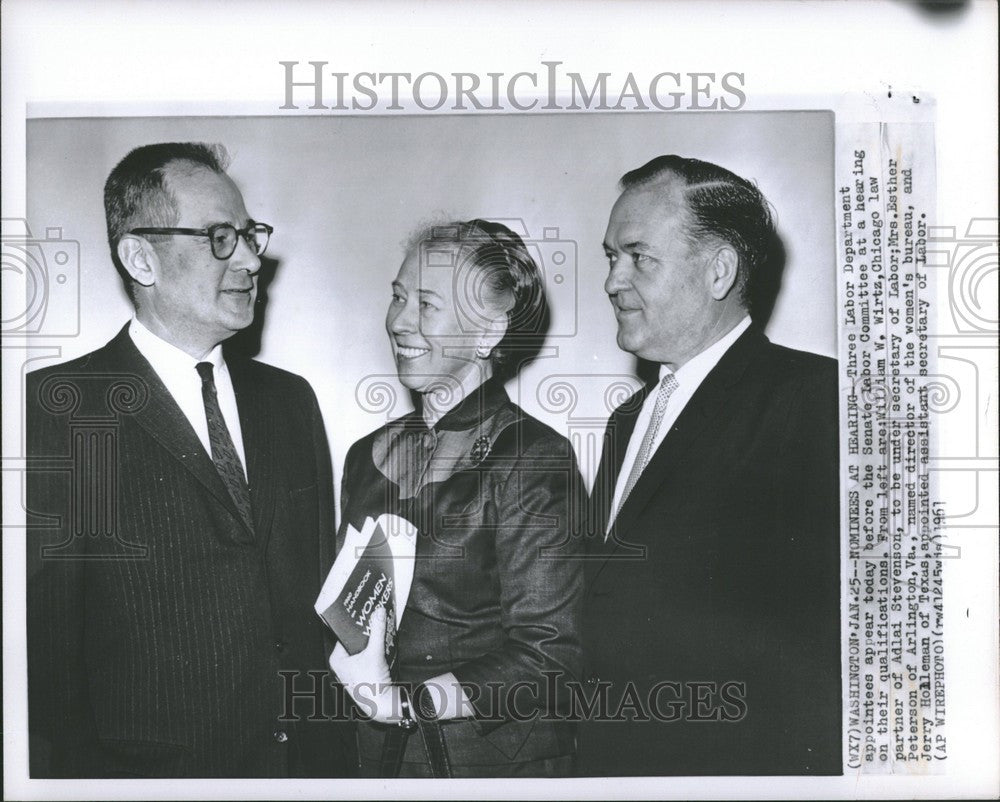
left=615, top=372, right=679, bottom=522
left=196, top=362, right=254, bottom=536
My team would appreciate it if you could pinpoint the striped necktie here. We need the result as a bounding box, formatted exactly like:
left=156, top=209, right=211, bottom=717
left=196, top=361, right=254, bottom=538
left=615, top=372, right=679, bottom=522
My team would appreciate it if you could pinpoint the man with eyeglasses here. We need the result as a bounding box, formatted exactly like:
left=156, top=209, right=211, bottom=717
left=26, top=142, right=354, bottom=778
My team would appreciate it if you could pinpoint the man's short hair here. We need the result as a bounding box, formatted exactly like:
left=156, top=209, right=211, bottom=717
left=620, top=155, right=774, bottom=308
left=104, top=142, right=230, bottom=301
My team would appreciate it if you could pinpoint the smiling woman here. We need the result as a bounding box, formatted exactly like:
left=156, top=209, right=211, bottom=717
left=331, top=219, right=585, bottom=778
left=386, top=242, right=493, bottom=402
left=385, top=220, right=546, bottom=417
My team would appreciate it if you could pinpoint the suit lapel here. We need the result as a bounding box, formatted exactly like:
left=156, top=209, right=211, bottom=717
left=106, top=327, right=255, bottom=540
left=231, top=362, right=278, bottom=549
left=591, top=384, right=647, bottom=538
left=609, top=327, right=763, bottom=539
left=585, top=385, right=649, bottom=586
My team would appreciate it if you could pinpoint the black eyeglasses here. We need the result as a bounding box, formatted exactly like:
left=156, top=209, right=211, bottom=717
left=129, top=221, right=273, bottom=260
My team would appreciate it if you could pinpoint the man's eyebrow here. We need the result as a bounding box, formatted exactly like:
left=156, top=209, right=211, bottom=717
left=205, top=217, right=250, bottom=229
left=417, top=288, right=445, bottom=300
left=603, top=239, right=652, bottom=252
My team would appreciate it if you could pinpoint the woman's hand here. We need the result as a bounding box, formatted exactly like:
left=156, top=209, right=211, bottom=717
left=329, top=606, right=401, bottom=723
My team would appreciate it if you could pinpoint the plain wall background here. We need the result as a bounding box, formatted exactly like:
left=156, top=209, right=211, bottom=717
left=26, top=112, right=835, bottom=494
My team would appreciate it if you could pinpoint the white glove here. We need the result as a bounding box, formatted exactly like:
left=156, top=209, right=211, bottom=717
left=328, top=606, right=402, bottom=723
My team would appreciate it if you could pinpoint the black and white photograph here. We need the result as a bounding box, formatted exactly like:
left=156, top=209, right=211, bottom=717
left=2, top=1, right=997, bottom=799
left=21, top=112, right=837, bottom=781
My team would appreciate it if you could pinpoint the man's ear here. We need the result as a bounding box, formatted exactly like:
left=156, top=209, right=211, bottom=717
left=117, top=235, right=159, bottom=288
left=708, top=245, right=740, bottom=300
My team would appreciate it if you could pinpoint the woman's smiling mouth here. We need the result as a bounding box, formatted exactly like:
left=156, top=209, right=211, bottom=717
left=396, top=345, right=431, bottom=359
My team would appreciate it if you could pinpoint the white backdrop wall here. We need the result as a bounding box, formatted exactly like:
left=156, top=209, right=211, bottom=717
left=26, top=111, right=835, bottom=496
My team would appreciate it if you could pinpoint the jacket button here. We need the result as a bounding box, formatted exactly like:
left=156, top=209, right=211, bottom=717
left=273, top=730, right=289, bottom=743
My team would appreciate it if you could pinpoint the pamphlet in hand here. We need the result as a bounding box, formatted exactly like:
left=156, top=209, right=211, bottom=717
left=314, top=514, right=418, bottom=664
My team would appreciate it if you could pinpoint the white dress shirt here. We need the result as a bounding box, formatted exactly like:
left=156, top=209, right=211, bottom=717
left=128, top=317, right=249, bottom=480
left=606, top=316, right=752, bottom=532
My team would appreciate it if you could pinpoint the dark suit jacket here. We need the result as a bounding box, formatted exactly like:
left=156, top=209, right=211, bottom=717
left=340, top=378, right=584, bottom=770
left=26, top=324, right=354, bottom=778
left=578, top=326, right=841, bottom=776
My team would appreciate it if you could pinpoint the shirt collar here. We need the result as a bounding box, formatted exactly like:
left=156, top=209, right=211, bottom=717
left=664, top=315, right=752, bottom=388
left=129, top=315, right=224, bottom=376
left=427, top=375, right=510, bottom=431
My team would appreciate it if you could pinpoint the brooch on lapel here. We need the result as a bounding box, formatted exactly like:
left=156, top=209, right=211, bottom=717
left=470, top=435, right=492, bottom=464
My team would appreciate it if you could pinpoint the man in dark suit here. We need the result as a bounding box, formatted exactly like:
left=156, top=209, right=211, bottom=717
left=26, top=142, right=353, bottom=777
left=578, top=155, right=841, bottom=775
